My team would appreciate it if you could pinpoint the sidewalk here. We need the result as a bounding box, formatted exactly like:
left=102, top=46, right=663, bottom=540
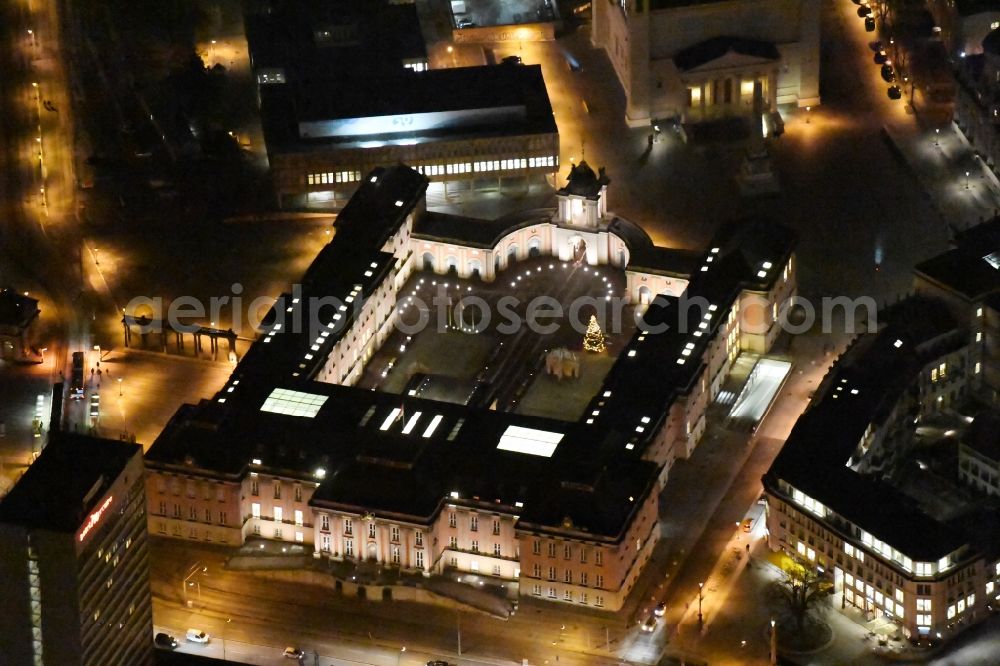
left=882, top=121, right=1000, bottom=234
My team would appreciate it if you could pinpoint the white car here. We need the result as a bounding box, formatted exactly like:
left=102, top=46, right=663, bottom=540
left=641, top=615, right=657, bottom=632
left=186, top=628, right=210, bottom=643
left=283, top=647, right=304, bottom=659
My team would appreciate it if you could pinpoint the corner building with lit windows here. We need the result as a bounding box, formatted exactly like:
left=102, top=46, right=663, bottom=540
left=765, top=221, right=1000, bottom=641
left=145, top=164, right=795, bottom=612
left=0, top=433, right=151, bottom=666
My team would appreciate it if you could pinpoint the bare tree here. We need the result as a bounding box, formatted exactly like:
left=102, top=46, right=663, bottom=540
left=768, top=558, right=829, bottom=634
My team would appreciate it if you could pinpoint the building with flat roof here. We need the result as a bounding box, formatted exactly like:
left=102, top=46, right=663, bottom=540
left=959, top=411, right=1000, bottom=496
left=927, top=0, right=1000, bottom=59
left=591, top=0, right=820, bottom=126
left=914, top=216, right=1000, bottom=397
left=0, top=288, right=40, bottom=362
left=765, top=227, right=1000, bottom=640
left=954, top=29, right=1000, bottom=189
left=0, top=433, right=151, bottom=666
left=143, top=163, right=795, bottom=611
left=247, top=0, right=559, bottom=208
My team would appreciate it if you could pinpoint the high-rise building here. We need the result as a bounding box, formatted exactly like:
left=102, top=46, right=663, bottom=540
left=0, top=433, right=152, bottom=666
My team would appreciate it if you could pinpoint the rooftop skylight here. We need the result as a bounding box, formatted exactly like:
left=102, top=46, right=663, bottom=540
left=260, top=388, right=329, bottom=418
left=496, top=425, right=563, bottom=457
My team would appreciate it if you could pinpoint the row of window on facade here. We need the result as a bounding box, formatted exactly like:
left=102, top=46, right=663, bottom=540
left=249, top=503, right=307, bottom=526
left=316, top=514, right=423, bottom=545
left=159, top=501, right=230, bottom=525
left=529, top=564, right=604, bottom=588
left=447, top=511, right=502, bottom=534
left=530, top=584, right=604, bottom=607
left=250, top=476, right=304, bottom=502
left=304, top=157, right=558, bottom=189
left=414, top=156, right=557, bottom=178
left=531, top=538, right=604, bottom=565
left=316, top=535, right=424, bottom=567
left=786, top=488, right=956, bottom=577
left=445, top=536, right=508, bottom=557
left=307, top=171, right=363, bottom=186
left=157, top=476, right=229, bottom=501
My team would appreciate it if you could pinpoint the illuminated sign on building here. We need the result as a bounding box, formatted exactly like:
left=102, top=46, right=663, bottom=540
left=299, top=105, right=527, bottom=139
left=78, top=495, right=113, bottom=542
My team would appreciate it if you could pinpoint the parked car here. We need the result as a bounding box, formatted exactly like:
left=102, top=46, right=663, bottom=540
left=654, top=602, right=667, bottom=617
left=641, top=615, right=657, bottom=632
left=456, top=17, right=475, bottom=28
left=283, top=647, right=305, bottom=659
left=186, top=628, right=210, bottom=643
left=742, top=518, right=754, bottom=533
left=857, top=5, right=871, bottom=17
left=154, top=633, right=177, bottom=649
left=887, top=85, right=902, bottom=100
left=874, top=50, right=889, bottom=64
left=881, top=64, right=895, bottom=82
left=865, top=16, right=876, bottom=32
left=501, top=55, right=522, bottom=65
left=427, top=661, right=450, bottom=666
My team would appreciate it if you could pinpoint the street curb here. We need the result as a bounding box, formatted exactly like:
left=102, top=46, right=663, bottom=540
left=953, top=121, right=1000, bottom=198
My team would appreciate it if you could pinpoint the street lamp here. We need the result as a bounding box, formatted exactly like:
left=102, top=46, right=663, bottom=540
left=966, top=171, right=971, bottom=190
left=182, top=563, right=207, bottom=607
left=805, top=106, right=811, bottom=124
left=935, top=128, right=940, bottom=147
left=117, top=377, right=123, bottom=397
left=397, top=646, right=406, bottom=666
left=770, top=619, right=777, bottom=665
left=698, top=582, right=704, bottom=625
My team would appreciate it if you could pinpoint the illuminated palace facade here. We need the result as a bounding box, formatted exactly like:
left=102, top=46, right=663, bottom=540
left=765, top=221, right=1000, bottom=640
left=144, top=164, right=795, bottom=611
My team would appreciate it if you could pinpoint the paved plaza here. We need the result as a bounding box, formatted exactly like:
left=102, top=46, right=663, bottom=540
left=360, top=260, right=632, bottom=414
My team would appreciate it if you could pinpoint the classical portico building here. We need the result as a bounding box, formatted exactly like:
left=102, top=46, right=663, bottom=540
left=592, top=0, right=820, bottom=127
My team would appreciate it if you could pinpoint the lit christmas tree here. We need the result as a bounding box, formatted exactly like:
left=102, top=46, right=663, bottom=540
left=583, top=314, right=606, bottom=353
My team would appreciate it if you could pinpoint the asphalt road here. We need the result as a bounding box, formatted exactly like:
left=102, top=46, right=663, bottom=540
left=0, top=0, right=94, bottom=486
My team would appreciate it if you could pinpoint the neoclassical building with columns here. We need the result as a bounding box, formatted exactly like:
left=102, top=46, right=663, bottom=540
left=591, top=0, right=821, bottom=126
left=144, top=163, right=795, bottom=612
